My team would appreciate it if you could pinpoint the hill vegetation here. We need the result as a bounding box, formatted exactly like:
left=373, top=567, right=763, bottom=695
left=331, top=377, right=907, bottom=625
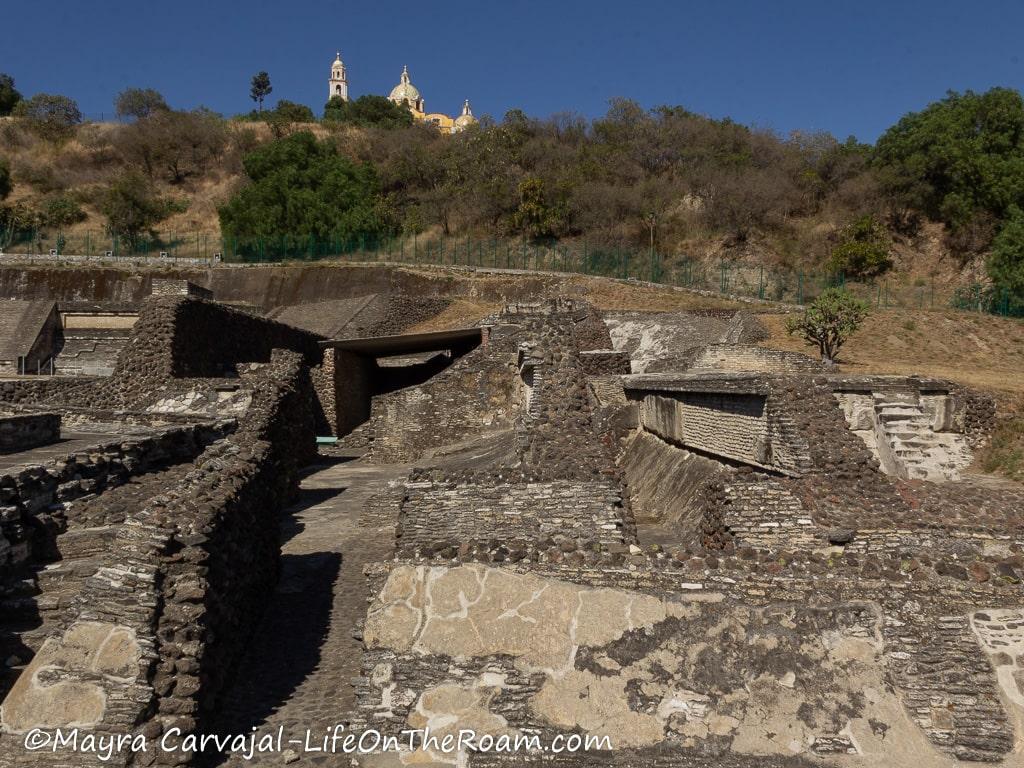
left=1, top=75, right=1024, bottom=308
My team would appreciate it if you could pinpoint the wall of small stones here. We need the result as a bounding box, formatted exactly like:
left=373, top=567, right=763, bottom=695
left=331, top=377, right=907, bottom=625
left=396, top=478, right=629, bottom=553
left=0, top=413, right=60, bottom=454
left=0, top=351, right=316, bottom=764
left=719, top=476, right=818, bottom=550
left=0, top=421, right=228, bottom=585
left=640, top=392, right=771, bottom=468
left=365, top=328, right=519, bottom=463
left=154, top=351, right=316, bottom=745
left=149, top=279, right=211, bottom=298
left=578, top=349, right=632, bottom=375
left=333, top=349, right=375, bottom=437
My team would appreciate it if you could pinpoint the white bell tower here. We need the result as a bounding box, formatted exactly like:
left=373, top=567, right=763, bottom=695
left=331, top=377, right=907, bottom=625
left=328, top=52, right=348, bottom=101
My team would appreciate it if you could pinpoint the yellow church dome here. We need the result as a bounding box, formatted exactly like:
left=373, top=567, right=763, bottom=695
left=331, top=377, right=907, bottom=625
left=454, top=99, right=477, bottom=129
left=388, top=66, right=422, bottom=108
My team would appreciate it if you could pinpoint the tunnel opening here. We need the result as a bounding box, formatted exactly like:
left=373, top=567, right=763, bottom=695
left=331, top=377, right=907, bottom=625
left=322, top=327, right=485, bottom=439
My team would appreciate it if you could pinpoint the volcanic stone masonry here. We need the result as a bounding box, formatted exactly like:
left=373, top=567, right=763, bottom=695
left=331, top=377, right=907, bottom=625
left=0, top=271, right=1020, bottom=768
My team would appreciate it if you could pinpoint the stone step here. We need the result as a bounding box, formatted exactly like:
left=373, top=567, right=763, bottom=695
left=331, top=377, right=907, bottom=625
left=53, top=526, right=118, bottom=559
left=33, top=556, right=104, bottom=590
left=873, top=391, right=919, bottom=404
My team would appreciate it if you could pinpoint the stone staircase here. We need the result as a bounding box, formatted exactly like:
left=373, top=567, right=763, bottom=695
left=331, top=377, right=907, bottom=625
left=872, top=391, right=971, bottom=482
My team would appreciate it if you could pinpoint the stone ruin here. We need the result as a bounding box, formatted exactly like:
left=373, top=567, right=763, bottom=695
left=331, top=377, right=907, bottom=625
left=0, top=277, right=1020, bottom=768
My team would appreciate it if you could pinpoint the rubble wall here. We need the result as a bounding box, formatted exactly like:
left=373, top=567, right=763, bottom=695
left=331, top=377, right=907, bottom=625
left=0, top=352, right=315, bottom=762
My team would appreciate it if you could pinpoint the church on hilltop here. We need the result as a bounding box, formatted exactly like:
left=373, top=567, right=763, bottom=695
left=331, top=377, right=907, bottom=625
left=328, top=53, right=476, bottom=133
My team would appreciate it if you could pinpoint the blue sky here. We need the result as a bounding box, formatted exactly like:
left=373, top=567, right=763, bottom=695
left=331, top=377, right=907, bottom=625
left=5, top=0, right=1023, bottom=142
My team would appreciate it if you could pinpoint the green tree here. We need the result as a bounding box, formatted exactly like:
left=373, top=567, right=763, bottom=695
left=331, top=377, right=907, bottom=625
left=510, top=177, right=569, bottom=239
left=250, top=71, right=272, bottom=113
left=13, top=93, right=82, bottom=139
left=100, top=171, right=185, bottom=249
left=114, top=87, right=169, bottom=120
left=0, top=73, right=22, bottom=116
left=0, top=159, right=11, bottom=201
left=274, top=100, right=315, bottom=123
left=826, top=214, right=892, bottom=277
left=874, top=88, right=1024, bottom=234
left=263, top=101, right=316, bottom=139
left=323, top=95, right=413, bottom=129
left=988, top=206, right=1024, bottom=305
left=41, top=194, right=87, bottom=229
left=218, top=131, right=386, bottom=250
left=786, top=287, right=869, bottom=364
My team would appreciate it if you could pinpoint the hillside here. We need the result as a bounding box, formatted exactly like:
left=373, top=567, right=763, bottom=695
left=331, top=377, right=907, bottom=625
left=0, top=105, right=997, bottom=295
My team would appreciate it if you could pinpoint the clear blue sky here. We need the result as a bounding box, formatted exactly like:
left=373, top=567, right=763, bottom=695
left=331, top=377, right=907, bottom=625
left=5, top=0, right=1023, bottom=142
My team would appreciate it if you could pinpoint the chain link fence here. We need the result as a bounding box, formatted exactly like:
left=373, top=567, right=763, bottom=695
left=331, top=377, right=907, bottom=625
left=1, top=227, right=1021, bottom=317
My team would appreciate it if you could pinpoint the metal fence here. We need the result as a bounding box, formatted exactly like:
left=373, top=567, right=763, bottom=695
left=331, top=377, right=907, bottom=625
left=2, top=227, right=1022, bottom=317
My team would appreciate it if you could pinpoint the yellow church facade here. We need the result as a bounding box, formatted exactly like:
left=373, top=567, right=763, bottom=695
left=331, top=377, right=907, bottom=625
left=328, top=53, right=475, bottom=134
left=387, top=65, right=476, bottom=133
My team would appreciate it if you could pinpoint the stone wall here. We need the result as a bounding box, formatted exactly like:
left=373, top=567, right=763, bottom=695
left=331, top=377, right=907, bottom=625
left=396, top=479, right=629, bottom=552
left=639, top=392, right=775, bottom=469
left=683, top=344, right=823, bottom=374
left=55, top=328, right=132, bottom=376
left=0, top=421, right=227, bottom=585
left=364, top=327, right=519, bottom=463
left=332, top=349, right=375, bottom=437
left=578, top=349, right=632, bottom=375
left=355, top=556, right=1024, bottom=767
left=0, top=412, right=60, bottom=454
left=149, top=278, right=212, bottom=299
left=618, top=430, right=724, bottom=529
left=0, top=351, right=316, bottom=761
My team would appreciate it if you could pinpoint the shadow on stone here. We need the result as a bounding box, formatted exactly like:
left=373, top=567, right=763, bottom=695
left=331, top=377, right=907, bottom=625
left=202, top=550, right=342, bottom=766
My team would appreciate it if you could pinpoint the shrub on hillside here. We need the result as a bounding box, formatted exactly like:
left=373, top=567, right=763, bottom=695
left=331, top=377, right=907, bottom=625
left=510, top=177, right=570, bottom=240
left=826, top=214, right=892, bottom=277
left=274, top=100, right=316, bottom=123
left=324, top=95, right=414, bottom=129
left=786, top=287, right=869, bottom=364
left=988, top=207, right=1024, bottom=305
left=218, top=131, right=387, bottom=249
left=0, top=73, right=22, bottom=116
left=115, top=87, right=170, bottom=120
left=874, top=88, right=1024, bottom=233
left=101, top=171, right=186, bottom=248
left=13, top=94, right=82, bottom=140
left=40, top=194, right=87, bottom=229
left=114, top=108, right=228, bottom=183
left=0, top=159, right=11, bottom=201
